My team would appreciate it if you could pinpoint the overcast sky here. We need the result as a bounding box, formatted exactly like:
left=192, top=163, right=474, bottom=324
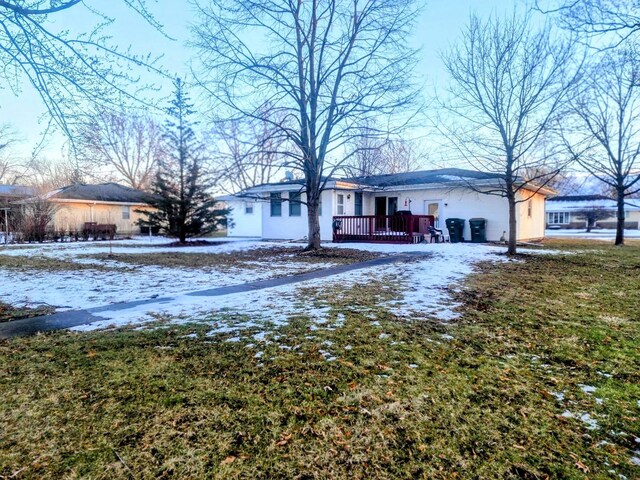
left=1, top=0, right=522, bottom=160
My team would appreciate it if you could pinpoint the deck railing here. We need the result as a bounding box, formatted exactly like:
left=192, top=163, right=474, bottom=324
left=332, top=214, right=435, bottom=244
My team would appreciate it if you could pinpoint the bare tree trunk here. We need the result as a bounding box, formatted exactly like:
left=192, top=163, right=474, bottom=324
left=306, top=187, right=321, bottom=250
left=507, top=190, right=517, bottom=256
left=615, top=187, right=625, bottom=246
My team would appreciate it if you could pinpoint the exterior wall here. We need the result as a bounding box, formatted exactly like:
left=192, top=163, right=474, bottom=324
left=226, top=199, right=262, bottom=237
left=516, top=190, right=547, bottom=241
left=51, top=201, right=151, bottom=235
left=239, top=184, right=550, bottom=243
left=367, top=187, right=513, bottom=242
left=260, top=189, right=335, bottom=241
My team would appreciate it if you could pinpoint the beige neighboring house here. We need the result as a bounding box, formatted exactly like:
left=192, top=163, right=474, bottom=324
left=45, top=183, right=154, bottom=236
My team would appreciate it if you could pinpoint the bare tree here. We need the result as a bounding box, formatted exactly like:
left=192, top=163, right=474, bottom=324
left=76, top=110, right=164, bottom=190
left=439, top=12, right=579, bottom=255
left=192, top=0, right=421, bottom=249
left=574, top=206, right=612, bottom=232
left=0, top=1, right=164, bottom=137
left=24, top=156, right=85, bottom=191
left=345, top=134, right=422, bottom=177
left=0, top=124, right=27, bottom=185
left=535, top=0, right=640, bottom=48
left=560, top=49, right=640, bottom=245
left=211, top=109, right=287, bottom=193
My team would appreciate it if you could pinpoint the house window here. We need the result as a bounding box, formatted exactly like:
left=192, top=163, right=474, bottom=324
left=289, top=191, right=301, bottom=216
left=337, top=194, right=345, bottom=215
left=122, top=206, right=130, bottom=220
left=527, top=200, right=532, bottom=218
left=245, top=203, right=254, bottom=215
left=270, top=192, right=282, bottom=217
left=355, top=192, right=363, bottom=216
left=547, top=212, right=570, bottom=224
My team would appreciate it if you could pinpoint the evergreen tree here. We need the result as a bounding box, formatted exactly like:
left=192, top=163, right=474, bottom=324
left=140, top=79, right=228, bottom=243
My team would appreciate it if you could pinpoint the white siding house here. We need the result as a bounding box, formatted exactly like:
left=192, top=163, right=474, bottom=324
left=225, top=169, right=554, bottom=243
left=546, top=195, right=640, bottom=230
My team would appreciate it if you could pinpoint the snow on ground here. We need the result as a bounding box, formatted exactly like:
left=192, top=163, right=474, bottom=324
left=546, top=228, right=640, bottom=240
left=0, top=237, right=323, bottom=310
left=0, top=236, right=275, bottom=258
left=2, top=237, right=561, bottom=337
left=71, top=242, right=511, bottom=333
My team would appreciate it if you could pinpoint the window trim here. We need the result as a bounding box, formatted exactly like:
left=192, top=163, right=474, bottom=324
left=289, top=191, right=302, bottom=217
left=122, top=205, right=130, bottom=220
left=337, top=193, right=345, bottom=215
left=547, top=211, right=570, bottom=224
left=244, top=202, right=254, bottom=215
left=270, top=192, right=282, bottom=217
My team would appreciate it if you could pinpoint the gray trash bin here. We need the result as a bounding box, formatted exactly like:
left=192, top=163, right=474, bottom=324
left=469, top=218, right=487, bottom=243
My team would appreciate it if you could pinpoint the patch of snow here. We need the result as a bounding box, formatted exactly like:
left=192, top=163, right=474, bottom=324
left=579, top=384, right=597, bottom=394
left=562, top=410, right=599, bottom=430
left=545, top=228, right=640, bottom=240
left=550, top=391, right=565, bottom=402
left=441, top=334, right=454, bottom=341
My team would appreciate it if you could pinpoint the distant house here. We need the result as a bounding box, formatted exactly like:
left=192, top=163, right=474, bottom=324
left=0, top=185, right=36, bottom=206
left=43, top=183, right=154, bottom=235
left=546, top=195, right=640, bottom=230
left=223, top=168, right=554, bottom=243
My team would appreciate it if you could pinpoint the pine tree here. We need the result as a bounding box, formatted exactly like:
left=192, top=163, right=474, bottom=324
left=140, top=79, right=228, bottom=243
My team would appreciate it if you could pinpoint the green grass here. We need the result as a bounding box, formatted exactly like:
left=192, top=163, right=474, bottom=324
left=0, top=240, right=638, bottom=478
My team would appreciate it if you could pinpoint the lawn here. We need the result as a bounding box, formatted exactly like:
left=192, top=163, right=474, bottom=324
left=0, top=239, right=638, bottom=479
left=0, top=240, right=385, bottom=315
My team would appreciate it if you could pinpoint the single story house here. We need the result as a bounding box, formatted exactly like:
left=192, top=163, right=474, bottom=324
left=43, top=183, right=154, bottom=235
left=546, top=195, right=640, bottom=230
left=223, top=168, right=554, bottom=243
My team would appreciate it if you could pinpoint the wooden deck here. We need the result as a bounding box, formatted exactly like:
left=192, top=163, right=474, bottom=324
left=332, top=215, right=435, bottom=244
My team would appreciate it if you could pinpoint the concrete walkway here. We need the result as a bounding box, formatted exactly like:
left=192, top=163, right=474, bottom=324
left=0, top=252, right=429, bottom=339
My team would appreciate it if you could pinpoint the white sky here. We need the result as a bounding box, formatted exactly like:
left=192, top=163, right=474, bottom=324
left=1, top=0, right=521, bottom=160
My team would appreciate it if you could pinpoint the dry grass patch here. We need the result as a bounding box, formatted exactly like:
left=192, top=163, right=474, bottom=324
left=85, top=247, right=384, bottom=271
left=0, top=302, right=54, bottom=323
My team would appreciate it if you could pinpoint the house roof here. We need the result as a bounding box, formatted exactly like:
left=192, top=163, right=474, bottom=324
left=345, top=168, right=503, bottom=188
left=46, top=183, right=152, bottom=204
left=547, top=194, right=613, bottom=202
left=546, top=195, right=640, bottom=212
left=0, top=185, right=36, bottom=198
left=235, top=168, right=555, bottom=197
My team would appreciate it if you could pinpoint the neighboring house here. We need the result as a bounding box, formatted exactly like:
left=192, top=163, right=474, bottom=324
left=224, top=168, right=553, bottom=242
left=42, top=183, right=154, bottom=235
left=0, top=185, right=36, bottom=206
left=546, top=195, right=640, bottom=230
